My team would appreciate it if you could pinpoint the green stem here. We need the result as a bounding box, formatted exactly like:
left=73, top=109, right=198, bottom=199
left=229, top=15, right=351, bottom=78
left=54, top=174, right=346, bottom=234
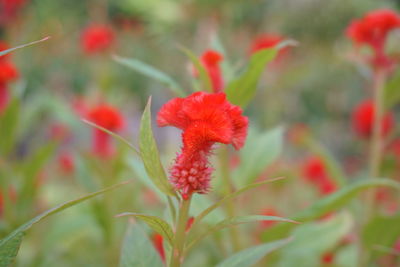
left=218, top=147, right=241, bottom=252
left=170, top=196, right=192, bottom=267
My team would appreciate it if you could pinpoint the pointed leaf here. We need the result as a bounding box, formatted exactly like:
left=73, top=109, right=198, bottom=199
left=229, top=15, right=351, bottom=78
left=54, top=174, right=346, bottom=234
left=216, top=238, right=292, bottom=267
left=225, top=48, right=277, bottom=108
left=139, top=97, right=176, bottom=197
left=119, top=222, right=163, bottom=267
left=0, top=181, right=130, bottom=266
left=113, top=55, right=186, bottom=97
left=116, top=213, right=174, bottom=245
left=0, top=36, right=50, bottom=57
left=179, top=46, right=213, bottom=93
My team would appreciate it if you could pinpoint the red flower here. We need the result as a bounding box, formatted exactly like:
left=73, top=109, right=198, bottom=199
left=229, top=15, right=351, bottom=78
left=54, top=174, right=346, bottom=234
left=250, top=34, right=284, bottom=54
left=260, top=208, right=280, bottom=229
left=302, top=156, right=337, bottom=195
left=58, top=153, right=75, bottom=175
left=0, top=0, right=27, bottom=26
left=321, top=252, right=335, bottom=264
left=351, top=99, right=394, bottom=139
left=88, top=104, right=124, bottom=157
left=200, top=50, right=224, bottom=93
left=346, top=9, right=400, bottom=68
left=0, top=60, right=19, bottom=83
left=151, top=233, right=165, bottom=262
left=81, top=24, right=115, bottom=55
left=157, top=92, right=248, bottom=197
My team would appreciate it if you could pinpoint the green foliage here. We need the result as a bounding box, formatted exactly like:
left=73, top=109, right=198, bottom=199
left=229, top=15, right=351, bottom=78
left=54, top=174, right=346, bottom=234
left=114, top=55, right=186, bottom=97
left=233, top=127, right=283, bottom=187
left=117, top=213, right=174, bottom=245
left=384, top=69, right=400, bottom=108
left=0, top=182, right=129, bottom=267
left=216, top=238, right=292, bottom=267
left=225, top=48, right=277, bottom=108
left=0, top=99, right=20, bottom=155
left=139, top=97, right=176, bottom=197
left=119, top=222, right=164, bottom=267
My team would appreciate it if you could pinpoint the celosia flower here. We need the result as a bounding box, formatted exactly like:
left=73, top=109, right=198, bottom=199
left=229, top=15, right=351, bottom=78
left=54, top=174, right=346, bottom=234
left=0, top=0, right=27, bottom=26
left=81, top=24, right=115, bottom=55
left=151, top=233, right=165, bottom=262
left=0, top=60, right=19, bottom=83
left=58, top=153, right=75, bottom=175
left=200, top=50, right=224, bottom=93
left=351, top=99, right=394, bottom=139
left=302, top=156, right=337, bottom=196
left=157, top=92, right=248, bottom=198
left=346, top=9, right=400, bottom=68
left=88, top=104, right=124, bottom=157
left=250, top=34, right=284, bottom=54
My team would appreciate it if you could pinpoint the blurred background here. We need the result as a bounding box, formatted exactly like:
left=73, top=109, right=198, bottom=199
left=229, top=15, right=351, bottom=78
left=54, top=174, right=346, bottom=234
left=1, top=0, right=400, bottom=266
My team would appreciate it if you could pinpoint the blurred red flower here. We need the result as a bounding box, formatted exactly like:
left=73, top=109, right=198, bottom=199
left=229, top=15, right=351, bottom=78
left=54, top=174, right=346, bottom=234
left=58, top=153, right=75, bottom=175
left=321, top=252, right=335, bottom=264
left=157, top=92, right=248, bottom=198
left=351, top=99, right=394, bottom=139
left=260, top=208, right=280, bottom=229
left=302, top=156, right=337, bottom=195
left=151, top=233, right=165, bottom=262
left=81, top=24, right=115, bottom=55
left=250, top=34, right=284, bottom=54
left=346, top=9, right=400, bottom=68
left=200, top=50, right=224, bottom=93
left=88, top=104, right=124, bottom=157
left=0, top=0, right=27, bottom=26
left=0, top=60, right=19, bottom=83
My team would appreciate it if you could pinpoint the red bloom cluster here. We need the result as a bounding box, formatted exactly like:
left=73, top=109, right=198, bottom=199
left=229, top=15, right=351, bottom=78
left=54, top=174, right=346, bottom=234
left=157, top=92, right=248, bottom=198
left=351, top=99, right=394, bottom=139
left=0, top=41, right=19, bottom=112
left=200, top=50, right=224, bottom=93
left=0, top=0, right=27, bottom=26
left=250, top=34, right=284, bottom=54
left=346, top=9, right=400, bottom=68
left=302, top=156, right=337, bottom=195
left=88, top=104, right=124, bottom=157
left=81, top=24, right=115, bottom=55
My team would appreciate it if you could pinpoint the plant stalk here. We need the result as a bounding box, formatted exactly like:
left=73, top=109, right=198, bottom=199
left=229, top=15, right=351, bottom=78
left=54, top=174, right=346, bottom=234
left=169, top=196, right=192, bottom=267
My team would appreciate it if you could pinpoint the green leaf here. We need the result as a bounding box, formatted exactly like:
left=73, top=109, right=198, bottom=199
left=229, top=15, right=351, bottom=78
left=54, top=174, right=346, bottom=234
left=187, top=215, right=296, bottom=252
left=262, top=178, right=400, bottom=241
left=216, top=238, right=292, bottom=267
left=179, top=46, right=213, bottom=93
left=225, top=48, right=277, bottom=108
left=139, top=97, right=176, bottom=197
left=0, top=181, right=129, bottom=267
left=82, top=119, right=140, bottom=154
left=0, top=99, right=20, bottom=155
left=113, top=55, right=186, bottom=97
left=362, top=213, right=400, bottom=259
left=233, top=127, right=283, bottom=187
left=0, top=36, right=50, bottom=57
left=193, top=177, right=284, bottom=228
left=116, top=213, right=174, bottom=245
left=119, top=222, right=164, bottom=267
left=384, top=69, right=400, bottom=108
left=277, top=212, right=353, bottom=267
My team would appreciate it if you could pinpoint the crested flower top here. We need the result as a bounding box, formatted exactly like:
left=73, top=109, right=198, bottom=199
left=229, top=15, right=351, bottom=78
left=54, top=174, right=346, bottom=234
left=88, top=104, right=124, bottom=131
left=157, top=92, right=248, bottom=197
left=81, top=24, right=115, bottom=55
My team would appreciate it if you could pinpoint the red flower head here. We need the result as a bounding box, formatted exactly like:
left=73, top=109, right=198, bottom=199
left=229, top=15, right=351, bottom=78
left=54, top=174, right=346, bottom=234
left=81, top=24, right=115, bottom=55
left=0, top=60, right=19, bottom=83
left=0, top=0, right=27, bottom=26
left=351, top=99, right=394, bottom=139
left=88, top=104, right=124, bottom=157
left=250, top=34, right=284, bottom=54
left=151, top=233, right=166, bottom=262
left=321, top=252, right=335, bottom=264
left=302, top=156, right=337, bottom=195
left=157, top=92, right=248, bottom=198
left=200, top=50, right=224, bottom=93
left=346, top=9, right=400, bottom=68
